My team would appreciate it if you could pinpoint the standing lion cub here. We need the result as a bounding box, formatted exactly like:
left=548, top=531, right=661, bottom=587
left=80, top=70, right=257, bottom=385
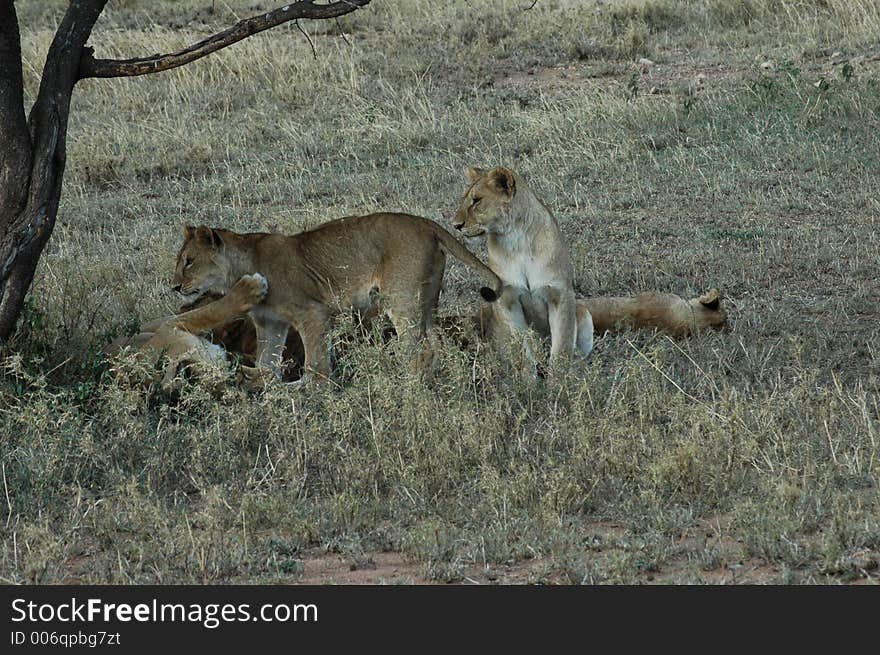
left=453, top=166, right=593, bottom=366
left=172, top=213, right=502, bottom=383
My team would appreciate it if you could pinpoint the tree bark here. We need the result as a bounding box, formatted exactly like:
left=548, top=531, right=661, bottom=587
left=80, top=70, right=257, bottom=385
left=0, top=1, right=31, bottom=237
left=0, top=0, right=36, bottom=340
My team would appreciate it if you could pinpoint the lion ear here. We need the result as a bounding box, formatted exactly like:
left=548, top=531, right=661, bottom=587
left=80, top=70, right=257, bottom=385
left=466, top=167, right=486, bottom=182
left=193, top=225, right=219, bottom=249
left=183, top=225, right=196, bottom=240
left=489, top=167, right=515, bottom=196
left=699, top=288, right=721, bottom=310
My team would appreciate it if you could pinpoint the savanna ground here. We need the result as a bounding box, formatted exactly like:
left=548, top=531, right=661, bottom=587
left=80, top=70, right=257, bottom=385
left=1, top=0, right=878, bottom=584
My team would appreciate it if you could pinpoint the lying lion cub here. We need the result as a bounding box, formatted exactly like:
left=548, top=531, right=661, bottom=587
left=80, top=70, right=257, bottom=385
left=169, top=290, right=304, bottom=381
left=105, top=273, right=269, bottom=389
left=581, top=288, right=728, bottom=338
left=472, top=288, right=728, bottom=343
left=453, top=166, right=593, bottom=366
left=172, top=213, right=502, bottom=382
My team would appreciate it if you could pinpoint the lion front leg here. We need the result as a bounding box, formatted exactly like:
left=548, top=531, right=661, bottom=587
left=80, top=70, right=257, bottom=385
left=295, top=305, right=332, bottom=384
left=171, top=273, right=268, bottom=335
left=575, top=302, right=594, bottom=359
left=250, top=315, right=290, bottom=381
left=543, top=286, right=577, bottom=363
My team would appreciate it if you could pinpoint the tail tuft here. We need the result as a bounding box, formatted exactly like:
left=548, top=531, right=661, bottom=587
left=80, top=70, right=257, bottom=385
left=479, top=287, right=499, bottom=303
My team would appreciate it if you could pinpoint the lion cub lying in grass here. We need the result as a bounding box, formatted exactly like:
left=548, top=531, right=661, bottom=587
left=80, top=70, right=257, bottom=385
left=105, top=273, right=269, bottom=390
left=581, top=288, right=728, bottom=337
left=471, top=288, right=728, bottom=341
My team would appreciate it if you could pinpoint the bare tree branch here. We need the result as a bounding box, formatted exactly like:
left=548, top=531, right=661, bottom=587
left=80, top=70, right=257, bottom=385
left=335, top=17, right=353, bottom=46
left=295, top=19, right=318, bottom=60
left=78, top=0, right=371, bottom=79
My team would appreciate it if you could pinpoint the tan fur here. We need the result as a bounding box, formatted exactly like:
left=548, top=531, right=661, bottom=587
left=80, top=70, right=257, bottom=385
left=471, top=288, right=728, bottom=340
left=581, top=289, right=729, bottom=337
left=105, top=273, right=270, bottom=389
left=172, top=213, right=502, bottom=383
left=453, top=166, right=593, bottom=365
left=173, top=292, right=305, bottom=381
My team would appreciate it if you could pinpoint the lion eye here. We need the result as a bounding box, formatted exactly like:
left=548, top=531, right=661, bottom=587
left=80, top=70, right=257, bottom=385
left=184, top=258, right=193, bottom=270
left=471, top=197, right=481, bottom=208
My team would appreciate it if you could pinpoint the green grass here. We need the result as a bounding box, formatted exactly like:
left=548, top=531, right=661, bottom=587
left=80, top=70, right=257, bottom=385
left=1, top=0, right=878, bottom=584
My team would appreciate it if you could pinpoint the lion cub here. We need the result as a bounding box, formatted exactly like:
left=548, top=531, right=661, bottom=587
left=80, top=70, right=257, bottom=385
left=172, top=213, right=502, bottom=383
left=581, top=289, right=728, bottom=337
left=453, top=166, right=593, bottom=366
left=105, top=273, right=269, bottom=389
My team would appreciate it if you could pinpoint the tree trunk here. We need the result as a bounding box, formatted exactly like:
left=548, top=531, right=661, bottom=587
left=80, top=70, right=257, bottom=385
left=0, top=0, right=107, bottom=341
left=0, top=0, right=33, bottom=340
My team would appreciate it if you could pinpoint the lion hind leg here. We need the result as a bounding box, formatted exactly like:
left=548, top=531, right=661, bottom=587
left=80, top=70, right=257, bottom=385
left=384, top=300, right=434, bottom=375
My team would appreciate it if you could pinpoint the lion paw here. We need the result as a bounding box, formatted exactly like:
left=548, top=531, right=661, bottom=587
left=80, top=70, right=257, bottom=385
left=233, top=273, right=269, bottom=307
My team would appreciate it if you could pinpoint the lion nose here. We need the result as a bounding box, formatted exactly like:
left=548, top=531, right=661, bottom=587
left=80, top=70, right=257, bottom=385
left=172, top=283, right=182, bottom=293
left=453, top=222, right=464, bottom=231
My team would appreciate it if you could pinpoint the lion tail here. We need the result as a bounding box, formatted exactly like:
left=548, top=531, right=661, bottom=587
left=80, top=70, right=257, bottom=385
left=429, top=222, right=501, bottom=302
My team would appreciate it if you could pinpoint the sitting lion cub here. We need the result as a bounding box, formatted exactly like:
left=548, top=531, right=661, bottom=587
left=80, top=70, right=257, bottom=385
left=453, top=166, right=593, bottom=366
left=172, top=213, right=502, bottom=383
left=581, top=288, right=728, bottom=337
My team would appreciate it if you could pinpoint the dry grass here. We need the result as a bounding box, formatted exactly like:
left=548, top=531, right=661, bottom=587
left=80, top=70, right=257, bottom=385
left=1, top=0, right=878, bottom=584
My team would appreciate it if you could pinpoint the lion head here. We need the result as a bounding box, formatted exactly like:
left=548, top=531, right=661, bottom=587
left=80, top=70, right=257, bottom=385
left=171, top=225, right=231, bottom=302
left=691, top=289, right=729, bottom=332
left=452, top=166, right=517, bottom=237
